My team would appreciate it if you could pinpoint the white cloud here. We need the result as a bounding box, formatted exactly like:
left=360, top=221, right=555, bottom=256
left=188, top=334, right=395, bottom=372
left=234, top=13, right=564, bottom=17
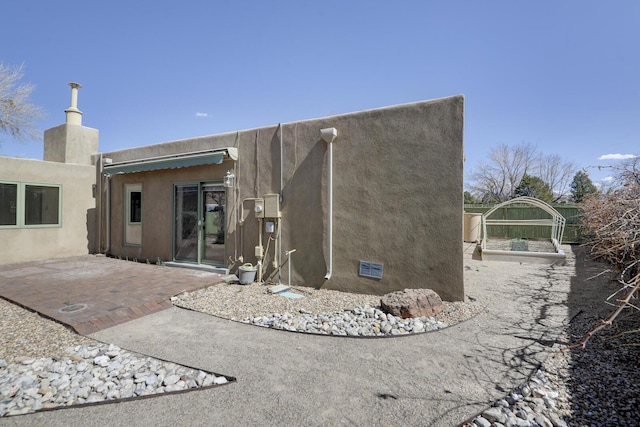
left=195, top=112, right=209, bottom=118
left=602, top=176, right=615, bottom=182
left=598, top=153, right=638, bottom=160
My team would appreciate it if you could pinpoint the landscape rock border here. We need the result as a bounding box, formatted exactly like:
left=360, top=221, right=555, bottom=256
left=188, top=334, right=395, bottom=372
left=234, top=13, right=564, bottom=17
left=0, top=343, right=235, bottom=418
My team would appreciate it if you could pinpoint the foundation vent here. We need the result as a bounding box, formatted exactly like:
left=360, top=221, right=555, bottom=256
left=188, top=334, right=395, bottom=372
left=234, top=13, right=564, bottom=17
left=359, top=261, right=383, bottom=279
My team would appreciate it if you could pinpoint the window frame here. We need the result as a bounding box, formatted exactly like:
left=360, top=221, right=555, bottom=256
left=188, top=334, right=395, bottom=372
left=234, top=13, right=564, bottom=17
left=124, top=183, right=143, bottom=246
left=0, top=181, right=19, bottom=228
left=0, top=181, right=62, bottom=229
left=128, top=188, right=142, bottom=225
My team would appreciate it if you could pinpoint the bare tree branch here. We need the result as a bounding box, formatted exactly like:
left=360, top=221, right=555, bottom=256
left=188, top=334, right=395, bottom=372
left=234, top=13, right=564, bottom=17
left=0, top=62, right=45, bottom=144
left=564, top=159, right=640, bottom=351
left=535, top=154, right=578, bottom=202
left=560, top=272, right=640, bottom=351
left=468, top=143, right=538, bottom=202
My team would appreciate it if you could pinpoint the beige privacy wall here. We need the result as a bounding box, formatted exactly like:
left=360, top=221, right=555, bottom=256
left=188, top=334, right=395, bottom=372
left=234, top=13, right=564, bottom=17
left=102, top=96, right=465, bottom=300
left=0, top=157, right=96, bottom=265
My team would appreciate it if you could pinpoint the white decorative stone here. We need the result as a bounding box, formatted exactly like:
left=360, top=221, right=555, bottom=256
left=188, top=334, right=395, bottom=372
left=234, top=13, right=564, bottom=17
left=213, top=376, right=228, bottom=385
left=0, top=343, right=231, bottom=417
left=93, top=355, right=110, bottom=367
left=163, top=375, right=180, bottom=386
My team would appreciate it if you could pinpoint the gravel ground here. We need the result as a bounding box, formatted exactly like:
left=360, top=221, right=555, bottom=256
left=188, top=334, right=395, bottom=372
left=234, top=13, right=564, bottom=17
left=172, top=283, right=383, bottom=321
left=0, top=299, right=93, bottom=365
left=463, top=307, right=640, bottom=427
left=550, top=307, right=640, bottom=425
left=171, top=281, right=483, bottom=326
left=1, top=285, right=481, bottom=367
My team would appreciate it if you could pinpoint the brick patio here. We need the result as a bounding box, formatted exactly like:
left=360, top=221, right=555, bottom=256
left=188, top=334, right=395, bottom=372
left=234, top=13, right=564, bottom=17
left=0, top=255, right=224, bottom=335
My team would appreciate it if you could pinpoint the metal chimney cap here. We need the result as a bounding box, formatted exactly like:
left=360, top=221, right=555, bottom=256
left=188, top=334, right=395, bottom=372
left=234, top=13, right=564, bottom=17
left=68, top=82, right=82, bottom=89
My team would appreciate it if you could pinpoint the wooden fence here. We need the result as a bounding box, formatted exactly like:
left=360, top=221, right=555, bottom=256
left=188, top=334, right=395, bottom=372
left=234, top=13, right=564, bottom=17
left=464, top=203, right=584, bottom=244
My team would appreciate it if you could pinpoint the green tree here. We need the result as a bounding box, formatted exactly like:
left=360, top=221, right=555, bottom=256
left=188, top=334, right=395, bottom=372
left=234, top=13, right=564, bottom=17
left=463, top=191, right=477, bottom=204
left=0, top=62, right=45, bottom=144
left=570, top=170, right=598, bottom=203
left=514, top=174, right=553, bottom=202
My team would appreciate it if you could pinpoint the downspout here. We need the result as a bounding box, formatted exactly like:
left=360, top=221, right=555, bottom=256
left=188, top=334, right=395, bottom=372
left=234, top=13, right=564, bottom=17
left=97, top=153, right=103, bottom=253
left=257, top=218, right=263, bottom=282
left=234, top=131, right=240, bottom=263
left=99, top=154, right=114, bottom=255
left=278, top=123, right=283, bottom=282
left=320, top=128, right=338, bottom=280
left=105, top=174, right=111, bottom=254
left=279, top=123, right=284, bottom=201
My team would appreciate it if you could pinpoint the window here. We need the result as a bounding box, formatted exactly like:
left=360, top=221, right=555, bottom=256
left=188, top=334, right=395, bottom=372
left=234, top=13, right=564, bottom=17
left=129, top=190, right=142, bottom=223
left=124, top=184, right=142, bottom=245
left=0, top=182, right=61, bottom=228
left=25, top=185, right=60, bottom=225
left=0, top=183, right=17, bottom=226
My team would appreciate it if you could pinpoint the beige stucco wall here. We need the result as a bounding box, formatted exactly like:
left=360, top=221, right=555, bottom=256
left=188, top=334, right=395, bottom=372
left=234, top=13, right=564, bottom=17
left=44, top=124, right=99, bottom=166
left=0, top=157, right=96, bottom=265
left=102, top=96, right=465, bottom=300
left=106, top=164, right=231, bottom=262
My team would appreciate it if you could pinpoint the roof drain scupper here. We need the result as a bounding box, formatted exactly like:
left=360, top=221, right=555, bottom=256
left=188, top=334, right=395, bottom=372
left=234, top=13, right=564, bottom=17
left=320, top=127, right=338, bottom=280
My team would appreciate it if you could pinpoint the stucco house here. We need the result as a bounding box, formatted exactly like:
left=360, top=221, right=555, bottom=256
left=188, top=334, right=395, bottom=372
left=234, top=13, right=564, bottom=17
left=0, top=84, right=98, bottom=264
left=1, top=85, right=465, bottom=301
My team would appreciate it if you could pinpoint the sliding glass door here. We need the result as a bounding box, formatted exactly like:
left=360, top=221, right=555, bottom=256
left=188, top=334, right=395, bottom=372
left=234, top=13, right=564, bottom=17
left=174, top=183, right=225, bottom=265
left=202, top=184, right=225, bottom=264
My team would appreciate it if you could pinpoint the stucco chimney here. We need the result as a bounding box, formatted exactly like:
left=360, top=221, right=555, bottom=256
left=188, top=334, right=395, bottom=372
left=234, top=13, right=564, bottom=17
left=44, top=81, right=98, bottom=165
left=65, top=82, right=83, bottom=126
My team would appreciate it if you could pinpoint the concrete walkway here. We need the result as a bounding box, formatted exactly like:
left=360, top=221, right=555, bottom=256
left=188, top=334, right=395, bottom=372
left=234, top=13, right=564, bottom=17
left=0, top=246, right=576, bottom=426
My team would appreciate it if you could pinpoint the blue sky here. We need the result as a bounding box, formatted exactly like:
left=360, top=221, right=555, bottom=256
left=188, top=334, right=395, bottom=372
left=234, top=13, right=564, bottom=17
left=1, top=1, right=638, bottom=186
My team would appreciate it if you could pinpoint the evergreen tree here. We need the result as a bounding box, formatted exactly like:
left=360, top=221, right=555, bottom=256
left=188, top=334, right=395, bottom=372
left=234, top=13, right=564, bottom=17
left=463, top=191, right=477, bottom=204
left=514, top=174, right=553, bottom=202
left=570, top=171, right=598, bottom=203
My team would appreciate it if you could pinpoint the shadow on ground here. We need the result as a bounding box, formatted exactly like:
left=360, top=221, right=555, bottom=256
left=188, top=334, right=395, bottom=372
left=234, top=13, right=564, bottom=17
left=565, top=245, right=640, bottom=425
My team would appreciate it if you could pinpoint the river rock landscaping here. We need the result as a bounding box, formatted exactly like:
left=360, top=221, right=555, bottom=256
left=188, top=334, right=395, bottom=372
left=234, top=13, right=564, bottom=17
left=0, top=342, right=229, bottom=417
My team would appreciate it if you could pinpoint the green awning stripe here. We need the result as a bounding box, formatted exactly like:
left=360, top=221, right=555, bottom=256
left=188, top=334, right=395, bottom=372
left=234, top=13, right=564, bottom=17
left=104, top=152, right=226, bottom=175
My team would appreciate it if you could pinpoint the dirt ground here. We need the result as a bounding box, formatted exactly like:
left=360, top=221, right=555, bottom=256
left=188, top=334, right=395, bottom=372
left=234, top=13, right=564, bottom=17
left=530, top=244, right=639, bottom=424
left=483, top=237, right=558, bottom=253
left=464, top=241, right=640, bottom=424
left=563, top=245, right=639, bottom=332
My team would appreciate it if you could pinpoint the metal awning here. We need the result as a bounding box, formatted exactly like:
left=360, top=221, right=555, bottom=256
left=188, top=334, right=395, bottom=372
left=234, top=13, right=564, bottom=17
left=103, top=147, right=238, bottom=175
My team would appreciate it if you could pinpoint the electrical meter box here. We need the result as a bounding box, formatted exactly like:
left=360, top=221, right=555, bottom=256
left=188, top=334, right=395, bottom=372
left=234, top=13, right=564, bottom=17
left=264, top=193, right=281, bottom=218
left=254, top=198, right=265, bottom=218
